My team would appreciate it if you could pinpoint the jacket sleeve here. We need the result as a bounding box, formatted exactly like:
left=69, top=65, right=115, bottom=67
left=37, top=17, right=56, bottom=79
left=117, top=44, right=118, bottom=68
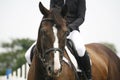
left=68, top=0, right=86, bottom=31
left=50, top=0, right=56, bottom=8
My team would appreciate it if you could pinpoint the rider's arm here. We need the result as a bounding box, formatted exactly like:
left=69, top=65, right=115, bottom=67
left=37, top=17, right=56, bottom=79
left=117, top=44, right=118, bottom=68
left=50, top=0, right=56, bottom=8
left=68, top=0, right=86, bottom=31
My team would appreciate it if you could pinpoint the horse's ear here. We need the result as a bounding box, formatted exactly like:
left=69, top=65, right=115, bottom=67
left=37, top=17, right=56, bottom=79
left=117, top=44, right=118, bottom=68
left=39, top=2, right=49, bottom=16
left=61, top=4, right=68, bottom=17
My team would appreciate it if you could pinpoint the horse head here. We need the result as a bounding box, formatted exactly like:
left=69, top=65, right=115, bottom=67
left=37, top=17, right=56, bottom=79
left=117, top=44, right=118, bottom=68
left=36, top=2, right=68, bottom=77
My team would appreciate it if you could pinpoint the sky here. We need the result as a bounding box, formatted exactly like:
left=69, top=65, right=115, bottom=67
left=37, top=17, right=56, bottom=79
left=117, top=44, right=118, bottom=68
left=0, top=0, right=120, bottom=56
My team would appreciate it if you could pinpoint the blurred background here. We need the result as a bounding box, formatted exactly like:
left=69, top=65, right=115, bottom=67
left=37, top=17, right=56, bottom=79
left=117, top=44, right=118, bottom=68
left=0, top=0, right=120, bottom=79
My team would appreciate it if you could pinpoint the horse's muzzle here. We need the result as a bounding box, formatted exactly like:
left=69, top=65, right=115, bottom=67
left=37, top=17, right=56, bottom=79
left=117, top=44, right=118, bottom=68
left=47, top=64, right=62, bottom=77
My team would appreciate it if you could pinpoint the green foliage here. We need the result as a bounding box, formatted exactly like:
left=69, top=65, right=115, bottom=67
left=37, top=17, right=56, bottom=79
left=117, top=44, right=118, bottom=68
left=0, top=38, right=35, bottom=75
left=101, top=42, right=117, bottom=53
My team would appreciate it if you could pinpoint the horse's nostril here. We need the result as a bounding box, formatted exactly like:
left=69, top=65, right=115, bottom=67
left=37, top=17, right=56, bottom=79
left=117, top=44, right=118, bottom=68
left=47, top=65, right=53, bottom=74
left=48, top=66, right=51, bottom=71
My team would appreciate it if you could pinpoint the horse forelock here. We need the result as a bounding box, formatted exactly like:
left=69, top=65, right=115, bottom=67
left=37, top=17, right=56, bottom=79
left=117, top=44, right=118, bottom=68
left=51, top=8, right=65, bottom=28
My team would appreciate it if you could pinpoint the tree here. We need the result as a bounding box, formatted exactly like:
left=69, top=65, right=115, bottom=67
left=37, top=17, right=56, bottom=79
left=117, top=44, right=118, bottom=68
left=101, top=42, right=117, bottom=53
left=1, top=38, right=34, bottom=52
left=0, top=38, right=35, bottom=75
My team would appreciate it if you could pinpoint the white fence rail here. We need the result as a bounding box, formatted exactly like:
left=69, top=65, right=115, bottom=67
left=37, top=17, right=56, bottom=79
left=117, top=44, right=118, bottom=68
left=0, top=63, right=29, bottom=80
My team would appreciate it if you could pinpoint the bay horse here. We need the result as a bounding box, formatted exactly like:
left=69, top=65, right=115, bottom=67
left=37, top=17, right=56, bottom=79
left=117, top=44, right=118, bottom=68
left=27, top=2, right=120, bottom=80
left=28, top=2, right=77, bottom=80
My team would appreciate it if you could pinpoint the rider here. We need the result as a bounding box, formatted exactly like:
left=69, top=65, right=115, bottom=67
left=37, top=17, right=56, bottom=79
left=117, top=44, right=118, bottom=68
left=25, top=0, right=92, bottom=80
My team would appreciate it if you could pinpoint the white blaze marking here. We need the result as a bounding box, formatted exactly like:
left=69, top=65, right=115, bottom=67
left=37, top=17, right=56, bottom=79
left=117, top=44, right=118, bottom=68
left=53, top=26, right=61, bottom=71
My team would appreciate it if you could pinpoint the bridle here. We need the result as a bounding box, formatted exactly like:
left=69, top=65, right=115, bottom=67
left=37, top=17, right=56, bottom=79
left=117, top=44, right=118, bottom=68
left=36, top=18, right=79, bottom=79
left=37, top=18, right=64, bottom=63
